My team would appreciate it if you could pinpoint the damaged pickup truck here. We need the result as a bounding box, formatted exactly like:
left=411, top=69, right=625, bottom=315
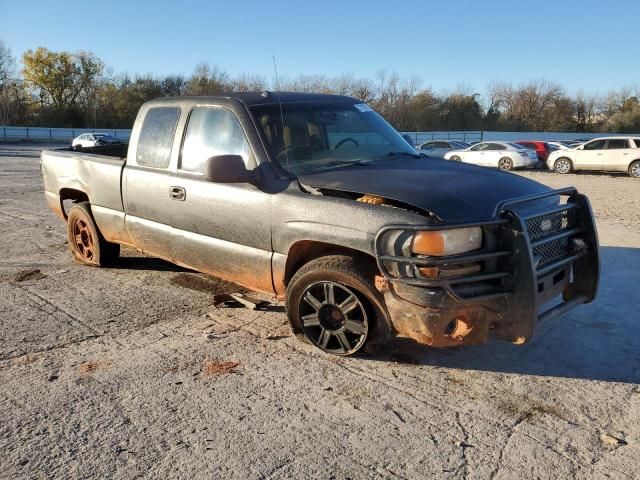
left=41, top=93, right=599, bottom=355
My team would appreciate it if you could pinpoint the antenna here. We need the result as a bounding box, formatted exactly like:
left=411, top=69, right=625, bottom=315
left=272, top=55, right=289, bottom=167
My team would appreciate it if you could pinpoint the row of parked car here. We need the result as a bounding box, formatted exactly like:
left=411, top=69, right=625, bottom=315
left=416, top=137, right=640, bottom=178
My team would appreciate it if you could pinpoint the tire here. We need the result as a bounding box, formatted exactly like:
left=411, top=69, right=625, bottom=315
left=554, top=157, right=572, bottom=174
left=73, top=144, right=82, bottom=151
left=66, top=202, right=120, bottom=267
left=286, top=255, right=388, bottom=356
left=450, top=155, right=461, bottom=162
left=629, top=161, right=640, bottom=178
left=498, top=157, right=513, bottom=171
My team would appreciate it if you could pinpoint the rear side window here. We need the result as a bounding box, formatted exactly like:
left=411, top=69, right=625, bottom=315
left=180, top=107, right=252, bottom=173
left=633, top=139, right=640, bottom=148
left=606, top=139, right=630, bottom=149
left=136, top=107, right=181, bottom=168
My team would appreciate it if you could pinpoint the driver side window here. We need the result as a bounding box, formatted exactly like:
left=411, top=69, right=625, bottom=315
left=470, top=143, right=488, bottom=151
left=583, top=140, right=606, bottom=150
left=180, top=107, right=254, bottom=173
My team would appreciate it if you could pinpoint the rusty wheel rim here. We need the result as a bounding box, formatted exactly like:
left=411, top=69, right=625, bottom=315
left=72, top=218, right=95, bottom=261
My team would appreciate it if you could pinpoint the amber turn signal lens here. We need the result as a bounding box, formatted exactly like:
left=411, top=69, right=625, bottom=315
left=412, top=227, right=482, bottom=256
left=412, top=231, right=445, bottom=256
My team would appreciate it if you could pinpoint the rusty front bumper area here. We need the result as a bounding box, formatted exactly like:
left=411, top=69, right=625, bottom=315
left=375, top=188, right=600, bottom=348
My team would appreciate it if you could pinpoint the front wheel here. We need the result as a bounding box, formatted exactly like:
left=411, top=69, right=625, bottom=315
left=498, top=157, right=513, bottom=170
left=629, top=161, right=640, bottom=178
left=286, top=255, right=387, bottom=356
left=449, top=155, right=461, bottom=162
left=67, top=202, right=120, bottom=267
left=554, top=157, right=572, bottom=174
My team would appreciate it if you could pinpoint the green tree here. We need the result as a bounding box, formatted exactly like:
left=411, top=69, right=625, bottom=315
left=22, top=47, right=103, bottom=108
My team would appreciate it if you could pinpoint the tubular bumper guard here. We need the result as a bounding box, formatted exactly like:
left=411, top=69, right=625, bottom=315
left=374, top=187, right=600, bottom=346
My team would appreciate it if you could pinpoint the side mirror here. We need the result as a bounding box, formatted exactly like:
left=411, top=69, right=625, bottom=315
left=401, top=134, right=415, bottom=147
left=204, top=155, right=254, bottom=183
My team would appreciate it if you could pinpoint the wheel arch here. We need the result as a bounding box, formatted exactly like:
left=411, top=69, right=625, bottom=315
left=59, top=188, right=90, bottom=219
left=282, top=240, right=379, bottom=289
left=554, top=156, right=574, bottom=172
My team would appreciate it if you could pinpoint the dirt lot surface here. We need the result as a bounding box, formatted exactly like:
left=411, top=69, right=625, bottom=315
left=1, top=145, right=639, bottom=479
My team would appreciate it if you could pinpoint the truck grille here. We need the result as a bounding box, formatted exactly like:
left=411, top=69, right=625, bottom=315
left=525, top=209, right=571, bottom=240
left=526, top=207, right=575, bottom=267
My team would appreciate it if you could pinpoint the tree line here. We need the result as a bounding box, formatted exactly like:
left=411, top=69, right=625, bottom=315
left=1, top=42, right=639, bottom=133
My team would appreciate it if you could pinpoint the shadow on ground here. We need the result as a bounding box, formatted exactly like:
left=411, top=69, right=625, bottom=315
left=378, top=246, right=640, bottom=384
left=105, top=246, right=639, bottom=384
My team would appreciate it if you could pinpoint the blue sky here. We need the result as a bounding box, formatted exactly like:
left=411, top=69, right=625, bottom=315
left=1, top=0, right=638, bottom=96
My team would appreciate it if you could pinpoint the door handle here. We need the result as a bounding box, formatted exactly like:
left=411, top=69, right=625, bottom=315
left=169, top=186, right=186, bottom=201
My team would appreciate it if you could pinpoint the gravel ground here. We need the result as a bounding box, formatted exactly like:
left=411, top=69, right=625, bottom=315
left=1, top=145, right=638, bottom=479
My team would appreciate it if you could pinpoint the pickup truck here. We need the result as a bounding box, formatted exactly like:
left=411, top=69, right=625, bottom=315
left=41, top=92, right=599, bottom=356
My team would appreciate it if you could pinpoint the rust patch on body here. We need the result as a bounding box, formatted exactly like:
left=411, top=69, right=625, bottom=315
left=384, top=290, right=490, bottom=347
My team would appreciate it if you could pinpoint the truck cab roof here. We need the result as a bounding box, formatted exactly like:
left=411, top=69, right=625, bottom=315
left=143, top=92, right=360, bottom=108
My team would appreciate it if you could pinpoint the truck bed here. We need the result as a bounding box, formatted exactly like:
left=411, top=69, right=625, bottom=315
left=41, top=148, right=127, bottom=221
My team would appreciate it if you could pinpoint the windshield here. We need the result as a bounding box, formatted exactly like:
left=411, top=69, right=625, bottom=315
left=250, top=102, right=417, bottom=175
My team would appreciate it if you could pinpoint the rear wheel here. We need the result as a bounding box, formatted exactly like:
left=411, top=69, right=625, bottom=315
left=286, top=255, right=387, bottom=356
left=66, top=202, right=119, bottom=267
left=450, top=155, right=461, bottom=162
left=629, top=161, right=640, bottom=178
left=554, top=157, right=572, bottom=174
left=498, top=157, right=513, bottom=170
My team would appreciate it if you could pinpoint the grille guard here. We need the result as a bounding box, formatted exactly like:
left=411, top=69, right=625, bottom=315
left=374, top=187, right=600, bottom=342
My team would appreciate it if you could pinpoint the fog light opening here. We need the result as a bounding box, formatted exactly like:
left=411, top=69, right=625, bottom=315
left=444, top=320, right=457, bottom=336
left=445, top=317, right=473, bottom=343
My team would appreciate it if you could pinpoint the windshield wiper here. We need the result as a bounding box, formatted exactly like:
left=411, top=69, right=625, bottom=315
left=324, top=160, right=369, bottom=168
left=386, top=151, right=422, bottom=159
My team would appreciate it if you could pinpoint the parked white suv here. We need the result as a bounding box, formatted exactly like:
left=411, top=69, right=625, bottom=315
left=546, top=136, right=640, bottom=178
left=443, top=141, right=538, bottom=170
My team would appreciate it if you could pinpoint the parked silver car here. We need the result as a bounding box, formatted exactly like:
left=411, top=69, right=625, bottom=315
left=417, top=140, right=470, bottom=157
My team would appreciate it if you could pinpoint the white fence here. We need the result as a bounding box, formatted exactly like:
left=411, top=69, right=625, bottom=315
left=0, top=126, right=132, bottom=142
left=0, top=125, right=622, bottom=144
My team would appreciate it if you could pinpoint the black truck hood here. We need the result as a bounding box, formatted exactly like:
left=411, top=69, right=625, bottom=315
left=298, top=157, right=551, bottom=224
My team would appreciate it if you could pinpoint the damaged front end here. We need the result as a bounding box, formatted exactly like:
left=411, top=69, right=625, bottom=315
left=374, top=187, right=599, bottom=348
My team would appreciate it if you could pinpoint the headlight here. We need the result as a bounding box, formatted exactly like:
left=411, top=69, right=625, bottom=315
left=412, top=227, right=482, bottom=256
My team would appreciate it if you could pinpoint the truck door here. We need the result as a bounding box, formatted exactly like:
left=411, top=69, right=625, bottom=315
left=123, top=106, right=182, bottom=260
left=167, top=106, right=274, bottom=294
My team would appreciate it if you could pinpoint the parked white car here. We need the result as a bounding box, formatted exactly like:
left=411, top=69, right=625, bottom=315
left=416, top=140, right=470, bottom=157
left=72, top=133, right=120, bottom=150
left=443, top=141, right=538, bottom=170
left=546, top=136, right=640, bottom=177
